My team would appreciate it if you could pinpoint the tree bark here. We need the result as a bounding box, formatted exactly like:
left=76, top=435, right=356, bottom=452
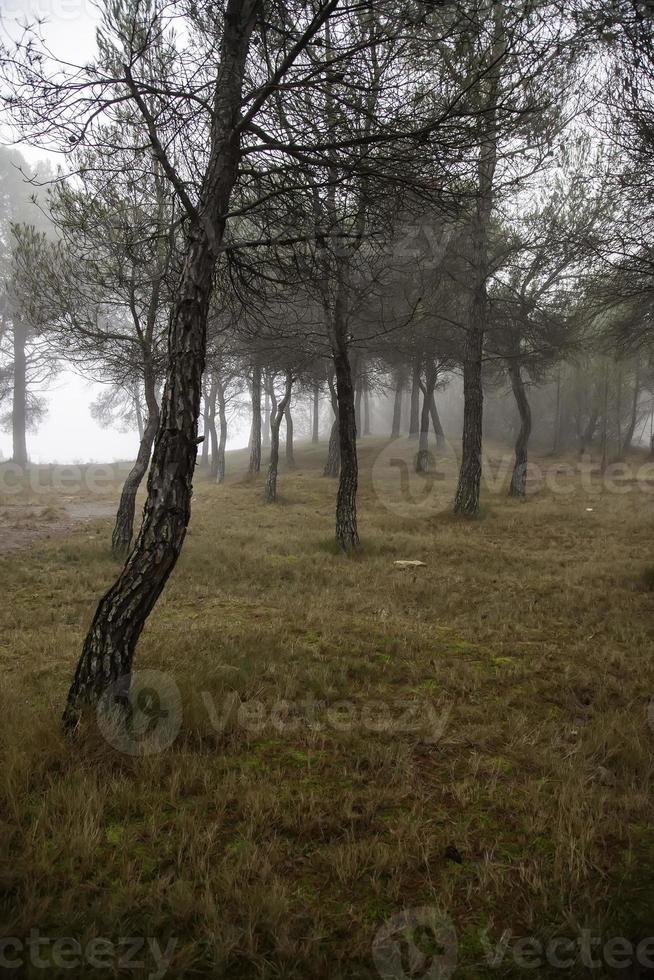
left=323, top=375, right=340, bottom=476
left=63, top=0, right=258, bottom=727
left=11, top=316, right=28, bottom=467
left=265, top=372, right=293, bottom=503
left=133, top=387, right=144, bottom=441
left=332, top=261, right=359, bottom=550
left=417, top=362, right=437, bottom=473
left=206, top=375, right=219, bottom=479
left=262, top=381, right=270, bottom=448
left=111, top=365, right=160, bottom=557
left=249, top=360, right=262, bottom=474
left=453, top=3, right=503, bottom=516
left=508, top=359, right=531, bottom=497
left=429, top=393, right=445, bottom=448
left=312, top=382, right=320, bottom=443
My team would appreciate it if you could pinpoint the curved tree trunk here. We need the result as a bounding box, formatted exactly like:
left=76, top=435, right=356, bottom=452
left=508, top=360, right=531, bottom=498
left=63, top=0, right=257, bottom=727
left=133, top=387, right=144, bottom=441
left=11, top=316, right=28, bottom=467
left=249, top=360, right=262, bottom=474
left=265, top=372, right=293, bottom=503
left=216, top=377, right=227, bottom=484
left=285, top=402, right=294, bottom=465
left=112, top=365, right=160, bottom=557
left=429, top=393, right=445, bottom=448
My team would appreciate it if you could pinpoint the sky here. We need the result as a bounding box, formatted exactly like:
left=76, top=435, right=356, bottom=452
left=0, top=0, right=253, bottom=463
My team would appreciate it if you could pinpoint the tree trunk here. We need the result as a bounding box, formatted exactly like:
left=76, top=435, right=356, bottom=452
left=216, top=377, right=227, bottom=484
left=391, top=370, right=403, bottom=438
left=312, top=382, right=320, bottom=443
left=323, top=376, right=340, bottom=476
left=354, top=378, right=362, bottom=436
left=417, top=363, right=437, bottom=473
left=332, top=262, right=359, bottom=551
left=200, top=388, right=211, bottom=466
left=133, top=387, right=144, bottom=441
left=249, top=361, right=262, bottom=474
left=508, top=359, right=531, bottom=497
left=579, top=408, right=599, bottom=456
left=112, top=364, right=160, bottom=557
left=409, top=359, right=420, bottom=439
left=206, top=376, right=219, bottom=479
left=453, top=3, right=502, bottom=516
left=552, top=367, right=561, bottom=454
left=265, top=372, right=293, bottom=503
left=285, top=402, right=295, bottom=465
left=63, top=0, right=257, bottom=727
left=262, top=382, right=270, bottom=448
left=429, top=393, right=445, bottom=448
left=11, top=316, right=28, bottom=467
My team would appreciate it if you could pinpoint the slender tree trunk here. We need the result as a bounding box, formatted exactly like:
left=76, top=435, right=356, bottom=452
left=332, top=262, right=359, bottom=550
left=454, top=3, right=502, bottom=516
left=216, top=377, right=227, bottom=484
left=312, top=382, right=320, bottom=443
left=200, top=388, right=211, bottom=466
left=134, top=387, right=144, bottom=441
left=262, top=381, right=270, bottom=448
left=600, top=361, right=609, bottom=475
left=417, top=363, right=437, bottom=473
left=508, top=359, right=531, bottom=497
left=11, top=316, right=28, bottom=467
left=323, top=376, right=340, bottom=476
left=249, top=360, right=262, bottom=474
left=265, top=372, right=293, bottom=503
left=285, top=402, right=294, bottom=465
left=391, top=370, right=403, bottom=438
left=207, top=376, right=219, bottom=479
left=112, top=366, right=160, bottom=557
left=63, top=0, right=257, bottom=726
left=355, top=378, right=362, bottom=436
left=409, top=359, right=420, bottom=439
left=429, top=393, right=445, bottom=448
left=579, top=408, right=599, bottom=456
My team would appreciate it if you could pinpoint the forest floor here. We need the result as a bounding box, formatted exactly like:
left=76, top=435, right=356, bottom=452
left=1, top=438, right=654, bottom=979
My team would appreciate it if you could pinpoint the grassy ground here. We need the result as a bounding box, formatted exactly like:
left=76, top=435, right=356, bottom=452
left=1, top=438, right=654, bottom=978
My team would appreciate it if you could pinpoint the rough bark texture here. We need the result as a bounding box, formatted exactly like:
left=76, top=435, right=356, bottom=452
left=508, top=359, right=531, bottom=497
left=63, top=0, right=258, bottom=727
left=249, top=361, right=262, bottom=474
left=323, top=377, right=340, bottom=476
left=12, top=316, right=28, bottom=467
left=265, top=372, right=293, bottom=503
left=111, top=401, right=159, bottom=557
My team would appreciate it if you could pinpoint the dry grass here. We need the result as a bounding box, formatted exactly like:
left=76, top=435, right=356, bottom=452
left=1, top=438, right=654, bottom=978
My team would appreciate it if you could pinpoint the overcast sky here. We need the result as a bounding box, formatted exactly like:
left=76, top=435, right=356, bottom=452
left=0, top=0, right=252, bottom=463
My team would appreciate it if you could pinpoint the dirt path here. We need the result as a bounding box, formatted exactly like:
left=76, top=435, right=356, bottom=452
left=0, top=501, right=117, bottom=555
